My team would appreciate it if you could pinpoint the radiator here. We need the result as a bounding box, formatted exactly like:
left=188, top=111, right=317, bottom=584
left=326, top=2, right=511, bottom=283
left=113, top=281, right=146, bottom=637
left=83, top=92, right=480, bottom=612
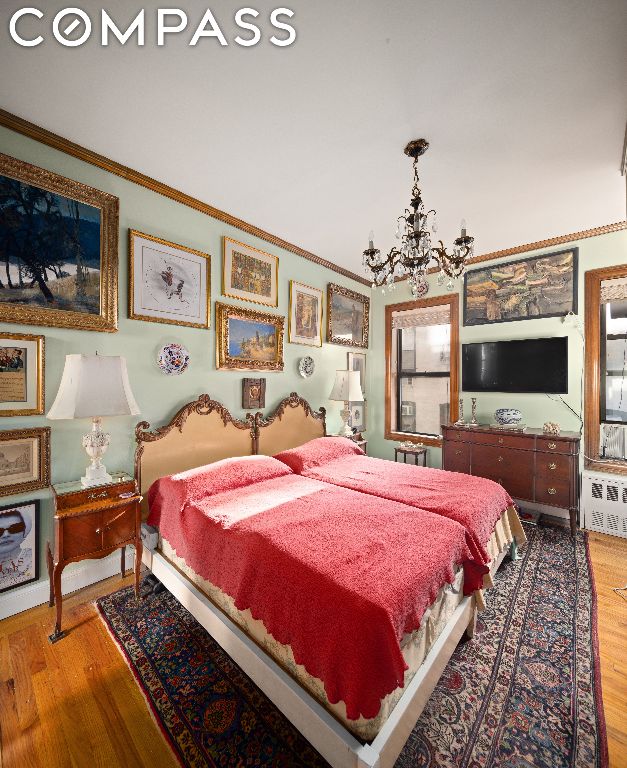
left=582, top=469, right=627, bottom=538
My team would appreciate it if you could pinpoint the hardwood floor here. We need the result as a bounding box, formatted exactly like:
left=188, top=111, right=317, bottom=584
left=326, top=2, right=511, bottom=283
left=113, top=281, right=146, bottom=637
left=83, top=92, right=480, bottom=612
left=1, top=533, right=626, bottom=768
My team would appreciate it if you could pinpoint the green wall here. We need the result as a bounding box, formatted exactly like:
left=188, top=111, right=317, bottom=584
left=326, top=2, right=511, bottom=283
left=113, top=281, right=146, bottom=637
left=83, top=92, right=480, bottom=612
left=0, top=125, right=371, bottom=600
left=367, top=228, right=627, bottom=467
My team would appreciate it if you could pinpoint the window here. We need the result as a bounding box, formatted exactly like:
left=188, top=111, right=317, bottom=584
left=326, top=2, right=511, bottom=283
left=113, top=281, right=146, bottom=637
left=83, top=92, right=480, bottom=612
left=385, top=295, right=459, bottom=446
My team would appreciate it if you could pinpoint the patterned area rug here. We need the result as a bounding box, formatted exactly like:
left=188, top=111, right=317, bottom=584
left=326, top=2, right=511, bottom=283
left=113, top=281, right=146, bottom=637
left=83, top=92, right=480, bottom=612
left=97, top=523, right=607, bottom=768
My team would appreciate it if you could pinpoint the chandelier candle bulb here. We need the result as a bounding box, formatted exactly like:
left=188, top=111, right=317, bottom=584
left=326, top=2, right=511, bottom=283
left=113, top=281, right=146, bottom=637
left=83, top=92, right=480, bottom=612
left=461, top=218, right=467, bottom=238
left=368, top=230, right=374, bottom=250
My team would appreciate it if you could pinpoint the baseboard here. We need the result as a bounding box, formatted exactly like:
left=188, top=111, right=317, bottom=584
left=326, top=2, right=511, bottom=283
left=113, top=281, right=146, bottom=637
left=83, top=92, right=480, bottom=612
left=0, top=548, right=135, bottom=621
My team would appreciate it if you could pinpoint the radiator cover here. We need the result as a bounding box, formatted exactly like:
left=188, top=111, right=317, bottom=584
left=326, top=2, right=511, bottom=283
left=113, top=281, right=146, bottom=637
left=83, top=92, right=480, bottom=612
left=582, top=469, right=627, bottom=538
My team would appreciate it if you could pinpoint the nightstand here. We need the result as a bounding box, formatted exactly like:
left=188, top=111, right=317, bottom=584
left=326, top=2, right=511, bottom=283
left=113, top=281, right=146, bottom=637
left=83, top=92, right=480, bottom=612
left=394, top=445, right=427, bottom=466
left=352, top=438, right=368, bottom=454
left=46, top=472, right=142, bottom=643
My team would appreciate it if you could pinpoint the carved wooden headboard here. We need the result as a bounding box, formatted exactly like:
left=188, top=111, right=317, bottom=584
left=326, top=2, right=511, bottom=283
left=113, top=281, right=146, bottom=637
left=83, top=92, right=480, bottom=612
left=255, top=392, right=326, bottom=456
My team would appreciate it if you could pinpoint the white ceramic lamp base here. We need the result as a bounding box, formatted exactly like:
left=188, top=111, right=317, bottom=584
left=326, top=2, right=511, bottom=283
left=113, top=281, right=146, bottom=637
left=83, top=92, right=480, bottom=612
left=337, top=402, right=353, bottom=437
left=81, top=417, right=113, bottom=488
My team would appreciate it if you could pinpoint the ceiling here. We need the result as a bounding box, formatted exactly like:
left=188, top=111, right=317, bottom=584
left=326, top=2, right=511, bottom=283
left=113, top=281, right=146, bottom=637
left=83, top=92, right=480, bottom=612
left=1, top=0, right=625, bottom=279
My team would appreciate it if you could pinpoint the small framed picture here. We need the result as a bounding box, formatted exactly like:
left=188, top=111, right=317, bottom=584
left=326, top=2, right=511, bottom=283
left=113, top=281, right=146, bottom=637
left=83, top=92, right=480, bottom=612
left=0, top=427, right=50, bottom=498
left=0, top=498, right=40, bottom=594
left=242, top=378, right=266, bottom=409
left=347, top=351, right=367, bottom=396
left=223, top=237, right=278, bottom=307
left=129, top=230, right=211, bottom=329
left=349, top=401, right=367, bottom=433
left=327, top=283, right=370, bottom=348
left=216, top=302, right=284, bottom=371
left=289, top=281, right=323, bottom=347
left=0, top=333, right=44, bottom=417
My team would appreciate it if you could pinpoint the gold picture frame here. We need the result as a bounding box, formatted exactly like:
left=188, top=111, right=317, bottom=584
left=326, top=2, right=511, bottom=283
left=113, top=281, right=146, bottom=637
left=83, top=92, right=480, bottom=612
left=0, top=333, right=45, bottom=417
left=129, top=230, right=211, bottom=329
left=0, top=427, right=50, bottom=498
left=216, top=302, right=284, bottom=371
left=0, top=153, right=118, bottom=332
left=288, top=281, right=323, bottom=347
left=327, top=283, right=370, bottom=348
left=222, top=237, right=279, bottom=307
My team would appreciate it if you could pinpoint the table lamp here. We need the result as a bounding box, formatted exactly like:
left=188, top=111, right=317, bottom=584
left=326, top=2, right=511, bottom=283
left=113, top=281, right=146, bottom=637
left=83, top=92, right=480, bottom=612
left=328, top=369, right=364, bottom=437
left=47, top=354, right=140, bottom=487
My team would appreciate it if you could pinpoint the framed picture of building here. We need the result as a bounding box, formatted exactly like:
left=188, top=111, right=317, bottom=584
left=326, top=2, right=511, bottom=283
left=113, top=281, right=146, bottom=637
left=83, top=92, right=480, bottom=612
left=0, top=427, right=50, bottom=498
left=289, top=281, right=323, bottom=347
left=129, top=230, right=211, bottom=329
left=216, top=302, right=284, bottom=371
left=0, top=498, right=39, bottom=594
left=327, top=283, right=370, bottom=348
left=0, top=153, right=119, bottom=332
left=0, top=333, right=45, bottom=417
left=222, top=237, right=278, bottom=307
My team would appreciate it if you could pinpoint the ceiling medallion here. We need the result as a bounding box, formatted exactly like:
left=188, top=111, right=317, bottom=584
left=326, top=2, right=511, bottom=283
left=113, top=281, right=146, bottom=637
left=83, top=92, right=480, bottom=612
left=363, top=139, right=474, bottom=297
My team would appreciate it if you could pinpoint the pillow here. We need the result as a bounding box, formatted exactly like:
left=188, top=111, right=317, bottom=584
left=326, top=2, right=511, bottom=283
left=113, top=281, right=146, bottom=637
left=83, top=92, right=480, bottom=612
left=273, top=436, right=364, bottom=474
left=147, top=455, right=293, bottom=522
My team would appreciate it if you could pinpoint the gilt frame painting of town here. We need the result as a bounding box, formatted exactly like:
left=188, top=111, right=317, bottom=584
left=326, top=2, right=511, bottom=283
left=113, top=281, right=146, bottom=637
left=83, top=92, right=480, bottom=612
left=222, top=237, right=278, bottom=307
left=463, top=248, right=578, bottom=326
left=216, top=302, right=284, bottom=371
left=0, top=153, right=119, bottom=332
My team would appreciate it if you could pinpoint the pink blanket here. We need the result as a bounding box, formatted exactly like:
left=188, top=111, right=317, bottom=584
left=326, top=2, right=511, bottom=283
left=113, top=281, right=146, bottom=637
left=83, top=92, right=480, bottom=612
left=277, top=452, right=512, bottom=564
left=148, top=466, right=486, bottom=720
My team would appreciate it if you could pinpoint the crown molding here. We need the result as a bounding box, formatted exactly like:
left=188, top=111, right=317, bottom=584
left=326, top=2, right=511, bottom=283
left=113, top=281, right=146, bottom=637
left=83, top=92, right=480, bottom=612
left=0, top=108, right=371, bottom=287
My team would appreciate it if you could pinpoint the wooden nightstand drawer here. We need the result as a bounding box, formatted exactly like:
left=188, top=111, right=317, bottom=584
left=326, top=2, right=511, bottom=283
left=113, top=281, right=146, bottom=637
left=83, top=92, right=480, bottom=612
left=62, top=511, right=102, bottom=559
left=101, top=504, right=136, bottom=549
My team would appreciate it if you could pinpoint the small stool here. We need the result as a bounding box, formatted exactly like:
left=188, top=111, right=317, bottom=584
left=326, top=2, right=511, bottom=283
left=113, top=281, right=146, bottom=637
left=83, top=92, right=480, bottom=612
left=394, top=446, right=427, bottom=466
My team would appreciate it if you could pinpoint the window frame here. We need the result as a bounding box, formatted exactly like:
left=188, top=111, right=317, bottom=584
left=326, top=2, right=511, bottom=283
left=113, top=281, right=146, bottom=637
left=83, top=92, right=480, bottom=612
left=385, top=293, right=459, bottom=447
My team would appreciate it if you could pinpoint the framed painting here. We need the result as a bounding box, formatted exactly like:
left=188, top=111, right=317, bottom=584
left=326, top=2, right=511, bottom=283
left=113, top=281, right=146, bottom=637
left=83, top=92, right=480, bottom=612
left=129, top=230, right=211, bottom=329
left=289, top=281, right=323, bottom=347
left=327, top=283, right=370, bottom=348
left=0, top=333, right=44, bottom=417
left=0, top=498, right=40, bottom=594
left=0, top=427, right=50, bottom=498
left=0, top=152, right=118, bottom=332
left=222, top=237, right=278, bottom=307
left=216, top=302, right=284, bottom=371
left=349, top=401, right=367, bottom=433
left=347, top=351, right=367, bottom=396
left=463, top=248, right=578, bottom=326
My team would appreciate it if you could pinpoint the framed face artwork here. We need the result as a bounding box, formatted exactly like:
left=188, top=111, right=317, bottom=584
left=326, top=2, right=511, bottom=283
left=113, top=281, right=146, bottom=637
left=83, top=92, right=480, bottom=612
left=289, top=281, right=323, bottom=347
left=0, top=499, right=40, bottom=594
left=222, top=237, right=278, bottom=307
left=0, top=153, right=119, bottom=332
left=216, top=302, right=284, bottom=371
left=129, top=230, right=211, bottom=329
left=327, top=284, right=370, bottom=348
left=347, top=351, right=367, bottom=396
left=0, top=333, right=44, bottom=416
left=242, top=378, right=266, bottom=409
left=0, top=427, right=50, bottom=498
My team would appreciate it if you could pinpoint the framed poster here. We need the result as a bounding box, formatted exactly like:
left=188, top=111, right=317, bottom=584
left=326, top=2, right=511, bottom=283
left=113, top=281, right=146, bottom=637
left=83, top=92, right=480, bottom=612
left=347, top=351, right=367, bottom=396
left=0, top=152, right=119, bottom=332
left=349, top=401, right=367, bottom=433
left=327, top=284, right=370, bottom=348
left=0, top=427, right=50, bottom=498
left=0, top=498, right=39, bottom=594
left=463, top=248, right=578, bottom=325
left=129, top=230, right=211, bottom=329
left=0, top=333, right=44, bottom=416
left=216, top=302, right=284, bottom=371
left=289, top=281, right=323, bottom=347
left=222, top=237, right=278, bottom=307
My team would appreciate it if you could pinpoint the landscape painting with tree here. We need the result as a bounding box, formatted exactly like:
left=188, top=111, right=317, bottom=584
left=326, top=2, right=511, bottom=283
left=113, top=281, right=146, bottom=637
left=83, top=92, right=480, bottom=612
left=0, top=153, right=118, bottom=332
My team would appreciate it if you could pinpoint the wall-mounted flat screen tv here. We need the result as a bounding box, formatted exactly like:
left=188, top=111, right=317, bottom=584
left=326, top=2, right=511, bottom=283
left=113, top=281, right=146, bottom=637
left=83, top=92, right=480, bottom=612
left=462, top=337, right=568, bottom=393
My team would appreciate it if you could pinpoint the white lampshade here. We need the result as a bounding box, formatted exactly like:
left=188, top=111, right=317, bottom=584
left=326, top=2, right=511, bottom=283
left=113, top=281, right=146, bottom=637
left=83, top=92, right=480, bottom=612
left=47, top=354, right=140, bottom=420
left=328, top=370, right=364, bottom=403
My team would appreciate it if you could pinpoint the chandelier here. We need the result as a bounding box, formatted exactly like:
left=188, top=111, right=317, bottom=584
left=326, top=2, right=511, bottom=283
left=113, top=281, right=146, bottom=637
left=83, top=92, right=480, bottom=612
left=362, top=139, right=474, bottom=297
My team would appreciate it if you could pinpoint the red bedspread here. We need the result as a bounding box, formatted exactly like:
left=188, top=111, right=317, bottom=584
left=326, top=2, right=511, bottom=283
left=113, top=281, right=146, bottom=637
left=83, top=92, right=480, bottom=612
left=278, top=452, right=512, bottom=564
left=148, top=465, right=486, bottom=720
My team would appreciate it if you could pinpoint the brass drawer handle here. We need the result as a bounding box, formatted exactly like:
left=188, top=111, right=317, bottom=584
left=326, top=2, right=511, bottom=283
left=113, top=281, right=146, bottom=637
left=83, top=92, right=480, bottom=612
left=497, top=455, right=504, bottom=462
left=548, top=442, right=557, bottom=450
left=455, top=449, right=463, bottom=455
left=498, top=438, right=504, bottom=445
left=547, top=487, right=557, bottom=495
left=548, top=462, right=557, bottom=470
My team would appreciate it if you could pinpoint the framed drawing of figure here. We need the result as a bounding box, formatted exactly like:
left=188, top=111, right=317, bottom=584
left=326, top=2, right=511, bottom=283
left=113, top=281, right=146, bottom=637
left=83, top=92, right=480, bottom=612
left=289, top=281, right=323, bottom=347
left=0, top=333, right=45, bottom=417
left=222, top=237, right=278, bottom=307
left=0, top=427, right=50, bottom=498
left=327, top=283, right=370, bottom=348
left=129, top=230, right=211, bottom=329
left=0, top=499, right=39, bottom=594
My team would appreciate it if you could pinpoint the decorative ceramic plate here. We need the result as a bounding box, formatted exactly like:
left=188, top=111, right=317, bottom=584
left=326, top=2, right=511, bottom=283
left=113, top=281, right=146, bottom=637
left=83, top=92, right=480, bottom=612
left=413, top=275, right=429, bottom=298
left=157, top=343, right=190, bottom=375
left=298, top=356, right=315, bottom=378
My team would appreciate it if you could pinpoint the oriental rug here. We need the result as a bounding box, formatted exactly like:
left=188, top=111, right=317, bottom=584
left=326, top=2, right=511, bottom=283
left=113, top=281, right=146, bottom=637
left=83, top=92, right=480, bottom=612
left=97, top=523, right=607, bottom=768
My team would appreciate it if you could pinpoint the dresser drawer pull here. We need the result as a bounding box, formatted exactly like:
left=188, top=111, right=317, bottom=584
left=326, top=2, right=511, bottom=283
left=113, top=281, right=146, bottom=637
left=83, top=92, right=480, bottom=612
left=548, top=442, right=557, bottom=450
left=498, top=438, right=504, bottom=445
left=548, top=462, right=557, bottom=470
left=95, top=508, right=132, bottom=535
left=497, top=455, right=504, bottom=463
left=547, top=487, right=557, bottom=495
left=455, top=449, right=463, bottom=455
left=88, top=490, right=108, bottom=500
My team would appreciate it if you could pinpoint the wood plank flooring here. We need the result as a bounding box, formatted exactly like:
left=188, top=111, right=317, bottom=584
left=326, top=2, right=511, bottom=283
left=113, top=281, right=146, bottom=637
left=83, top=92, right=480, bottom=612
left=1, top=532, right=625, bottom=768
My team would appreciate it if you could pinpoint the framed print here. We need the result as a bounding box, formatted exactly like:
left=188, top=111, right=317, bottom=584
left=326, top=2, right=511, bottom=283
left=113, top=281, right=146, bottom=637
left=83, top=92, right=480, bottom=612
left=289, top=281, right=323, bottom=347
left=0, top=498, right=40, bottom=594
left=129, top=230, right=211, bottom=329
left=216, top=302, right=284, bottom=371
left=0, top=152, right=118, bottom=332
left=327, top=283, right=370, bottom=348
left=349, top=401, right=367, bottom=433
left=347, top=351, right=367, bottom=396
left=222, top=237, right=278, bottom=307
left=464, top=248, right=578, bottom=326
left=0, top=427, right=50, bottom=498
left=242, top=378, right=266, bottom=409
left=0, top=333, right=44, bottom=417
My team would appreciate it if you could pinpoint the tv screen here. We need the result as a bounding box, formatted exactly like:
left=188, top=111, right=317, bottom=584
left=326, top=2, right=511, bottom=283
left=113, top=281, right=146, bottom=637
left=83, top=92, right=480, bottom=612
left=462, top=337, right=568, bottom=393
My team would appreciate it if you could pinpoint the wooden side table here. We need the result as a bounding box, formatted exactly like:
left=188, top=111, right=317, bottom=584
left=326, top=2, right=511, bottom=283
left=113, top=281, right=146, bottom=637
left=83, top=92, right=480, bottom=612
left=352, top=438, right=368, bottom=454
left=394, top=446, right=427, bottom=466
left=47, top=472, right=142, bottom=643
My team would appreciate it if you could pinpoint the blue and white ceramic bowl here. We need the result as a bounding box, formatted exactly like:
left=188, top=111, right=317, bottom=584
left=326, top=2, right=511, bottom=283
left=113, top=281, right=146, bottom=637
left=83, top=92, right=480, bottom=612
left=494, top=408, right=522, bottom=425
